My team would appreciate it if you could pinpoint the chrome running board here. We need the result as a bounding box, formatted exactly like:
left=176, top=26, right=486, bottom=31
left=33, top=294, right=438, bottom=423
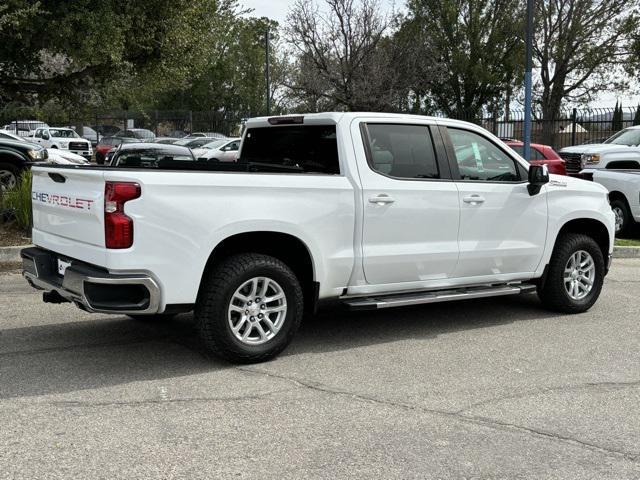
left=342, top=284, right=537, bottom=310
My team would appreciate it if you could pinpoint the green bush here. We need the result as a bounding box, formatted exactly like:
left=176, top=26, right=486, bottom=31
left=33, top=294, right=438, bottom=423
left=1, top=171, right=32, bottom=231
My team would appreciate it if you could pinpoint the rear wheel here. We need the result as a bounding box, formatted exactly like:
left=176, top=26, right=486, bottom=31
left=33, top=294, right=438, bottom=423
left=195, top=253, right=303, bottom=363
left=0, top=163, right=19, bottom=191
left=537, top=233, right=605, bottom=313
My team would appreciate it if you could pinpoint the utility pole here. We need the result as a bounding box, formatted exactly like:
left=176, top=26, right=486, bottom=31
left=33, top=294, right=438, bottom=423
left=523, top=0, right=534, bottom=161
left=265, top=26, right=271, bottom=116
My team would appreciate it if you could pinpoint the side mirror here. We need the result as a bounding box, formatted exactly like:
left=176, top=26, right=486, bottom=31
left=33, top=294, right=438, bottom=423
left=43, top=133, right=50, bottom=140
left=527, top=164, right=549, bottom=195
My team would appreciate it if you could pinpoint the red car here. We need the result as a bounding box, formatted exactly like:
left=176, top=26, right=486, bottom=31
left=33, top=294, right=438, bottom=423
left=95, top=136, right=138, bottom=164
left=504, top=140, right=567, bottom=176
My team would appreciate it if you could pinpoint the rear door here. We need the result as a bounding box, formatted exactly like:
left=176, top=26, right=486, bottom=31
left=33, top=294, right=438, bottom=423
left=355, top=120, right=460, bottom=285
left=221, top=140, right=241, bottom=162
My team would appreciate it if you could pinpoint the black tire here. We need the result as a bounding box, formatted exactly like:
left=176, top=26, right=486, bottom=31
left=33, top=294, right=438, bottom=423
left=537, top=233, right=605, bottom=313
left=95, top=152, right=105, bottom=165
left=0, top=162, right=20, bottom=191
left=610, top=198, right=633, bottom=236
left=195, top=253, right=303, bottom=363
left=127, top=313, right=176, bottom=322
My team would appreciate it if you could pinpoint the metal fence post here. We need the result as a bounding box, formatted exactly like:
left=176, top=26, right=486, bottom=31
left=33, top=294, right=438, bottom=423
left=571, top=108, right=577, bottom=146
left=154, top=110, right=159, bottom=136
left=189, top=110, right=193, bottom=134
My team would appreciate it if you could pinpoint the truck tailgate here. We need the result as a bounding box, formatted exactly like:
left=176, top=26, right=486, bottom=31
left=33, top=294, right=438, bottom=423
left=31, top=167, right=105, bottom=250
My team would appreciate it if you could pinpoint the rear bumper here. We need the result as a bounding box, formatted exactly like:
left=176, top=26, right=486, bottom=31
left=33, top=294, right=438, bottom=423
left=21, top=247, right=161, bottom=314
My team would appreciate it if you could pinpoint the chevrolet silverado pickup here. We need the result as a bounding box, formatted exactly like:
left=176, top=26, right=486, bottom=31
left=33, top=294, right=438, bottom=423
left=22, top=113, right=616, bottom=363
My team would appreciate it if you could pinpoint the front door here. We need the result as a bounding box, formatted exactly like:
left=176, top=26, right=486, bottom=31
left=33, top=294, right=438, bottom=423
left=443, top=126, right=548, bottom=279
left=357, top=121, right=460, bottom=285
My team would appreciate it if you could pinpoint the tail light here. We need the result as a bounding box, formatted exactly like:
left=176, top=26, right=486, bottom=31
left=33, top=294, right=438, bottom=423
left=105, top=182, right=141, bottom=249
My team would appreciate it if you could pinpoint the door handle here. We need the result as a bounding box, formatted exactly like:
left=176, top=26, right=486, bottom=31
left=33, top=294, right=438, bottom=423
left=369, top=194, right=395, bottom=205
left=463, top=194, right=485, bottom=205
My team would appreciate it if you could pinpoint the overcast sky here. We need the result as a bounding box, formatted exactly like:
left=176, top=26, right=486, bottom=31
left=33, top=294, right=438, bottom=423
left=240, top=0, right=400, bottom=24
left=240, top=0, right=636, bottom=109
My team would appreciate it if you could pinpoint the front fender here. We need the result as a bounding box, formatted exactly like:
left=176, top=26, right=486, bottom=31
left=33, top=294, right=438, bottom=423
left=536, top=185, right=615, bottom=275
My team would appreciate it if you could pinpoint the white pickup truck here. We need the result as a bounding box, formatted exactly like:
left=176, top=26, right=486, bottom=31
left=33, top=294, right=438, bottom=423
left=560, top=125, right=640, bottom=174
left=22, top=113, right=615, bottom=363
left=585, top=169, right=640, bottom=234
left=30, top=127, right=93, bottom=160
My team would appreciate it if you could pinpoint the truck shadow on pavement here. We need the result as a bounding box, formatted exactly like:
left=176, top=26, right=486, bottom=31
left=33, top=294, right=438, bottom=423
left=0, top=293, right=563, bottom=400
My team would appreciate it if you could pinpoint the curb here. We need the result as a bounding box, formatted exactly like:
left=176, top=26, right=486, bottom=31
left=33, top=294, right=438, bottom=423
left=0, top=245, right=29, bottom=264
left=2, top=244, right=640, bottom=264
left=613, top=246, right=640, bottom=258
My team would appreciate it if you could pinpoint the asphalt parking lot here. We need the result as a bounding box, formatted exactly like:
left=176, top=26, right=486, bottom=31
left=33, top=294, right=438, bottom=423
left=1, top=261, right=640, bottom=480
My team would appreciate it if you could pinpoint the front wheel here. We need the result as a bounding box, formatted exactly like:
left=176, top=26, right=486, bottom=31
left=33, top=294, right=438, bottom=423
left=195, top=253, right=303, bottom=363
left=0, top=163, right=19, bottom=191
left=537, top=233, right=605, bottom=313
left=610, top=198, right=633, bottom=236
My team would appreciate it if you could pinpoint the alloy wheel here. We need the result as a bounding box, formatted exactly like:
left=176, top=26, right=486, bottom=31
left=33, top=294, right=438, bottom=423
left=563, top=250, right=595, bottom=300
left=227, top=276, right=287, bottom=345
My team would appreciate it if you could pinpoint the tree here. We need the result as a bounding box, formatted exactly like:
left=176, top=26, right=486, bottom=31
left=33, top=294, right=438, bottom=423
left=402, top=0, right=525, bottom=119
left=284, top=0, right=419, bottom=111
left=612, top=101, right=624, bottom=131
left=0, top=0, right=241, bottom=107
left=534, top=0, right=640, bottom=143
left=633, top=104, right=640, bottom=126
left=153, top=16, right=281, bottom=116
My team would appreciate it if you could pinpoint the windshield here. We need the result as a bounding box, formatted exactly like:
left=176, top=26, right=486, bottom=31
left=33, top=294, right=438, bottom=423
left=202, top=140, right=228, bottom=149
left=604, top=128, right=640, bottom=146
left=50, top=129, right=80, bottom=138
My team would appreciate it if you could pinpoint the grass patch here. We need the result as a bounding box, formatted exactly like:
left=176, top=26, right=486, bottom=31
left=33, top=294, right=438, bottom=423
left=1, top=172, right=32, bottom=231
left=615, top=238, right=640, bottom=247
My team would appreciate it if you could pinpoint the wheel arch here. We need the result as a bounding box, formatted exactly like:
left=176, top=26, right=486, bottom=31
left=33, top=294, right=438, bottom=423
left=556, top=218, right=610, bottom=264
left=0, top=149, right=27, bottom=166
left=199, top=231, right=319, bottom=312
left=607, top=190, right=629, bottom=206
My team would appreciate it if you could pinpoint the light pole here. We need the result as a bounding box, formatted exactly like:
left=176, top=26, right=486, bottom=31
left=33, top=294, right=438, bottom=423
left=523, top=0, right=534, bottom=161
left=265, top=26, right=271, bottom=116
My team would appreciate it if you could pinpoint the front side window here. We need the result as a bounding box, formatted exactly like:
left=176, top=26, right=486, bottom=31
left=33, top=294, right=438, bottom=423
left=448, top=128, right=520, bottom=182
left=240, top=125, right=339, bottom=174
left=365, top=124, right=440, bottom=179
left=509, top=145, right=545, bottom=161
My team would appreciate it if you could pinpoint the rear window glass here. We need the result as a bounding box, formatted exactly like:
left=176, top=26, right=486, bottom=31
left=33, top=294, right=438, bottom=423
left=240, top=125, right=340, bottom=174
left=113, top=150, right=193, bottom=168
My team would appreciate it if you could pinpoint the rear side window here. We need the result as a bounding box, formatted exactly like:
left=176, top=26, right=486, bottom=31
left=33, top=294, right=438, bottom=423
left=365, top=124, right=439, bottom=179
left=240, top=125, right=339, bottom=174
